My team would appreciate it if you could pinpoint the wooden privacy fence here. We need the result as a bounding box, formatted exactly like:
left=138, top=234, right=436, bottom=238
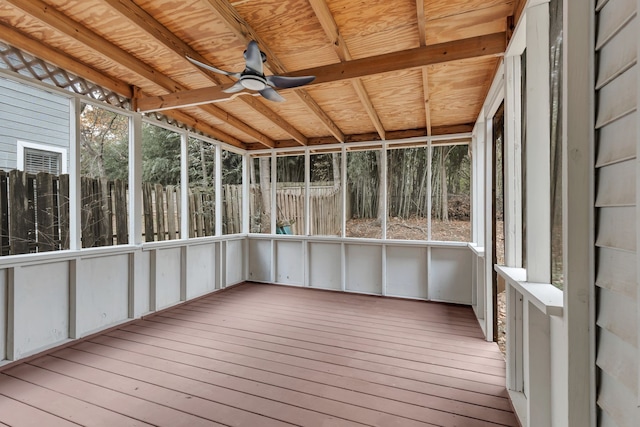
left=248, top=184, right=341, bottom=235
left=0, top=171, right=341, bottom=255
left=0, top=170, right=220, bottom=255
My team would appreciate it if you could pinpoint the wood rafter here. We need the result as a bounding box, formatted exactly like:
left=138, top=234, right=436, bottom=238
left=0, top=21, right=244, bottom=148
left=0, top=21, right=132, bottom=98
left=101, top=0, right=307, bottom=146
left=308, top=0, right=386, bottom=140
left=416, top=0, right=432, bottom=136
left=137, top=32, right=506, bottom=113
left=201, top=0, right=345, bottom=143
left=3, top=0, right=271, bottom=148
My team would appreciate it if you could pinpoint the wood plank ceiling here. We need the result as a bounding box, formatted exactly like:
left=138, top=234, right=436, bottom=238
left=0, top=0, right=516, bottom=151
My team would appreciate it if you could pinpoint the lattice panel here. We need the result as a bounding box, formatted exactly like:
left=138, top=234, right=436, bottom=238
left=0, top=42, right=209, bottom=139
left=0, top=41, right=130, bottom=109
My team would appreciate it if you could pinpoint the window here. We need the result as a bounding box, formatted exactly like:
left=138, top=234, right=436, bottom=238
left=249, top=156, right=271, bottom=233
left=346, top=148, right=382, bottom=238
left=549, top=0, right=563, bottom=289
left=386, top=146, right=428, bottom=240
left=221, top=149, right=243, bottom=235
left=276, top=154, right=305, bottom=235
left=79, top=103, right=129, bottom=247
left=141, top=122, right=181, bottom=241
left=188, top=137, right=215, bottom=238
left=310, top=152, right=342, bottom=236
left=18, top=141, right=67, bottom=175
left=431, top=144, right=471, bottom=242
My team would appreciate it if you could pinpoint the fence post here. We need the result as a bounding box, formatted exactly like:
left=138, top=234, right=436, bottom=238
left=36, top=172, right=56, bottom=251
left=9, top=170, right=30, bottom=254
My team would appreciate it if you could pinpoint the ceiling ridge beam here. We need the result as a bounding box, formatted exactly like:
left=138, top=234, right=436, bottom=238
left=5, top=0, right=273, bottom=147
left=202, top=0, right=345, bottom=143
left=136, top=32, right=506, bottom=114
left=101, top=0, right=308, bottom=145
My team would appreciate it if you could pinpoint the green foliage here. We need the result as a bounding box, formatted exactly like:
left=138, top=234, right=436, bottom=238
left=222, top=150, right=242, bottom=185
left=142, top=123, right=181, bottom=185
left=80, top=104, right=129, bottom=180
left=347, top=150, right=380, bottom=219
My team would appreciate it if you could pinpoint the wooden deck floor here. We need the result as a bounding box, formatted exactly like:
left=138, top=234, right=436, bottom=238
left=0, top=283, right=518, bottom=427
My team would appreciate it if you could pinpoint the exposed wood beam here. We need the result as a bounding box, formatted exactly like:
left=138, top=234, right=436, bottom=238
left=102, top=0, right=307, bottom=145
left=0, top=22, right=132, bottom=98
left=308, top=0, right=386, bottom=140
left=4, top=0, right=273, bottom=147
left=137, top=32, right=506, bottom=113
left=416, top=0, right=432, bottom=136
left=291, top=32, right=506, bottom=84
left=244, top=123, right=474, bottom=150
left=201, top=0, right=345, bottom=143
left=161, top=109, right=245, bottom=149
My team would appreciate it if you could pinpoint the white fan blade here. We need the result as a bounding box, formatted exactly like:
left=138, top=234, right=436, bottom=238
left=259, top=87, right=285, bottom=102
left=266, top=75, right=315, bottom=89
left=244, top=41, right=264, bottom=74
left=222, top=81, right=245, bottom=94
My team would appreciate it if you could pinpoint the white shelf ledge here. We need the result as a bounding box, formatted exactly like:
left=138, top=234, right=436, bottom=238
left=495, top=265, right=564, bottom=317
left=467, top=244, right=485, bottom=256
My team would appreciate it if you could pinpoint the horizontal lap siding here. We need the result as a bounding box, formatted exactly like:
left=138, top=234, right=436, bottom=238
left=594, top=0, right=638, bottom=425
left=0, top=76, right=70, bottom=171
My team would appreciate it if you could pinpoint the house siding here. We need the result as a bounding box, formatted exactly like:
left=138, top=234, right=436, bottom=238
left=594, top=0, right=639, bottom=425
left=0, top=76, right=70, bottom=172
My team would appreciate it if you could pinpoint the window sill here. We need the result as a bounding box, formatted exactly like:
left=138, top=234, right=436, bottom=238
left=495, top=265, right=564, bottom=317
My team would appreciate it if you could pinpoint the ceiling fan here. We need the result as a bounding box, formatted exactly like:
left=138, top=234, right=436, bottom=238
left=187, top=41, right=315, bottom=102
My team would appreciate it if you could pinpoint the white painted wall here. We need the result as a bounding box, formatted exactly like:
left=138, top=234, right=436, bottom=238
left=248, top=236, right=472, bottom=304
left=74, top=254, right=130, bottom=337
left=0, top=236, right=246, bottom=366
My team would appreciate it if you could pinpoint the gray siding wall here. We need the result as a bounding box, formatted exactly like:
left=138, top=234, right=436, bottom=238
left=0, top=76, right=70, bottom=171
left=594, top=0, right=639, bottom=425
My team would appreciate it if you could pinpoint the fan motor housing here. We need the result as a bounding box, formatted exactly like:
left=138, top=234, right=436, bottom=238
left=240, top=74, right=267, bottom=91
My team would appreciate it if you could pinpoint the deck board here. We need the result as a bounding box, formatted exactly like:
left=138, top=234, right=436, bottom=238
left=0, top=282, right=518, bottom=427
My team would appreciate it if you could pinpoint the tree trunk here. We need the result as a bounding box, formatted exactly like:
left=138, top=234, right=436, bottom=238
left=259, top=157, right=271, bottom=232
left=440, top=147, right=449, bottom=222
left=376, top=151, right=384, bottom=223
left=332, top=153, right=341, bottom=190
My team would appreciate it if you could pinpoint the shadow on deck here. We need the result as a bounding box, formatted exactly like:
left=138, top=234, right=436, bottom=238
left=0, top=282, right=517, bottom=426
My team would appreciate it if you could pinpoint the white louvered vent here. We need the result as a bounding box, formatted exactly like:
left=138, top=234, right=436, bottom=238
left=24, top=148, right=61, bottom=175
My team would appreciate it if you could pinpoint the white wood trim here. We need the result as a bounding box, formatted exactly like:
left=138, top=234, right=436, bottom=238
left=381, top=143, right=387, bottom=240
left=504, top=56, right=518, bottom=268
left=242, top=154, right=250, bottom=234
left=271, top=152, right=277, bottom=235
left=637, top=0, right=640, bottom=409
left=506, top=12, right=527, bottom=57
left=486, top=62, right=505, bottom=117
left=304, top=148, right=310, bottom=236
left=341, top=146, right=347, bottom=238
left=483, top=111, right=494, bottom=341
left=248, top=133, right=472, bottom=156
left=130, top=114, right=143, bottom=245
left=495, top=265, right=564, bottom=316
left=69, top=97, right=82, bottom=251
left=427, top=139, right=432, bottom=240
left=180, top=131, right=189, bottom=239
left=526, top=2, right=551, bottom=283
left=525, top=299, right=552, bottom=426
left=564, top=0, right=597, bottom=423
left=215, top=144, right=223, bottom=236
left=16, top=140, right=68, bottom=174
